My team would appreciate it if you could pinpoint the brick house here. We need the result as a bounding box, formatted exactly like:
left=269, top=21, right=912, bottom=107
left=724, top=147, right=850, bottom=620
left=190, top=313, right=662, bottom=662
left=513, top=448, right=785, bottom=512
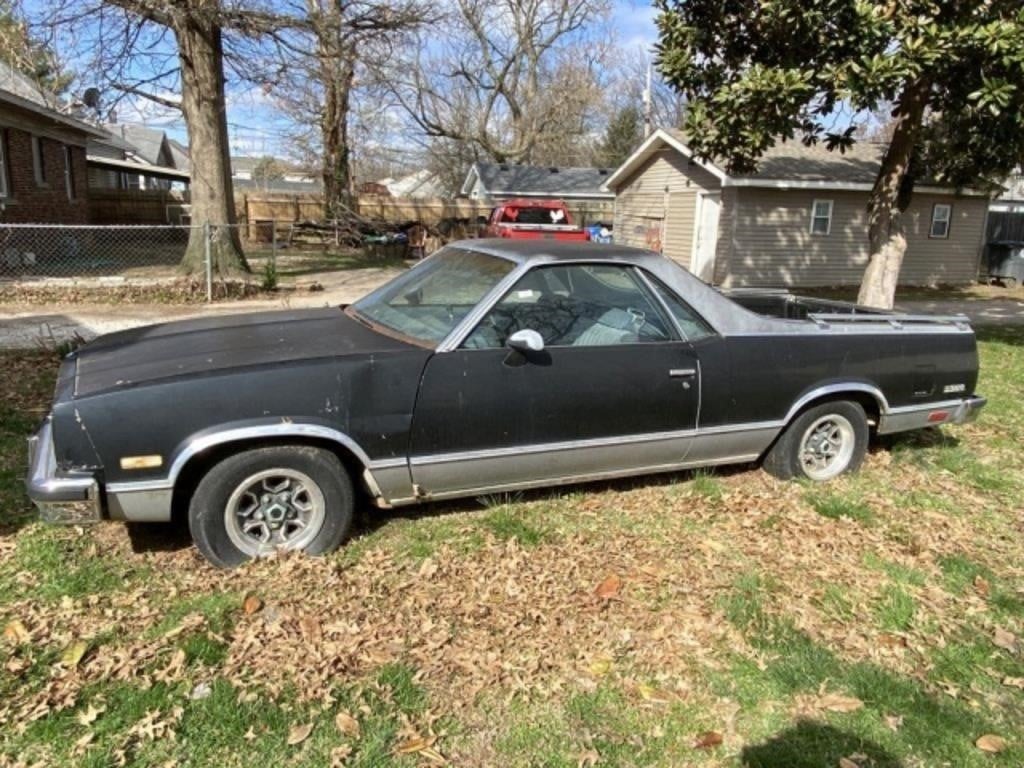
left=0, top=73, right=103, bottom=224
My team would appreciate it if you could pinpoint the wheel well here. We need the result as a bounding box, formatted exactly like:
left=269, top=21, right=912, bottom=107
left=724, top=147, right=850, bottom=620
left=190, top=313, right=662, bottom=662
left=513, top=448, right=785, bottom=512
left=169, top=436, right=370, bottom=525
left=790, top=391, right=882, bottom=430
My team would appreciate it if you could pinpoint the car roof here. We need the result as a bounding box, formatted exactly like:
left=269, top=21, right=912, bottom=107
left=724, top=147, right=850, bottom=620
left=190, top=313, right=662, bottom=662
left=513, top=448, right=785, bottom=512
left=456, top=238, right=659, bottom=265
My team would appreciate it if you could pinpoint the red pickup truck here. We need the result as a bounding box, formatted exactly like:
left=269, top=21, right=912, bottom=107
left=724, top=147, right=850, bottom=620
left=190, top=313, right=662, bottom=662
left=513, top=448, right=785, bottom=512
left=481, top=199, right=590, bottom=240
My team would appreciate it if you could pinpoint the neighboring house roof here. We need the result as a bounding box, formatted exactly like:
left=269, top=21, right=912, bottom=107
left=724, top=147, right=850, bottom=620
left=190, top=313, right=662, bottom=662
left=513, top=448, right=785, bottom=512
left=167, top=138, right=190, bottom=173
left=0, top=61, right=54, bottom=108
left=605, top=128, right=990, bottom=196
left=89, top=130, right=136, bottom=154
left=102, top=123, right=173, bottom=166
left=85, top=154, right=191, bottom=181
left=461, top=162, right=616, bottom=199
left=0, top=62, right=105, bottom=139
left=385, top=169, right=444, bottom=198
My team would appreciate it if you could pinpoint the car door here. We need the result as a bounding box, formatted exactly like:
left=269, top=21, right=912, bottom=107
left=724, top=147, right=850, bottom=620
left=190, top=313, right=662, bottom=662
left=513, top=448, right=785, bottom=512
left=407, top=262, right=702, bottom=498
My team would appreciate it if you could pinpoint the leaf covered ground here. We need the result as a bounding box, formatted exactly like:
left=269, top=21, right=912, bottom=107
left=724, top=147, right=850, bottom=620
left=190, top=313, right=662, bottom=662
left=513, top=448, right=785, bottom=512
left=1, top=329, right=1022, bottom=767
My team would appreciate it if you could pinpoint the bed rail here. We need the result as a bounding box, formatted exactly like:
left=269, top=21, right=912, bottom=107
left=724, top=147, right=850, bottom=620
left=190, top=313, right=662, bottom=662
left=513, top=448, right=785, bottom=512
left=806, top=312, right=972, bottom=330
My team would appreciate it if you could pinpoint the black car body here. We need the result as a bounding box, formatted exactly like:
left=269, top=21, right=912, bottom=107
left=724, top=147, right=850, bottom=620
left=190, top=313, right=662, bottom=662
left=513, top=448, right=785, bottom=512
left=27, top=240, right=985, bottom=562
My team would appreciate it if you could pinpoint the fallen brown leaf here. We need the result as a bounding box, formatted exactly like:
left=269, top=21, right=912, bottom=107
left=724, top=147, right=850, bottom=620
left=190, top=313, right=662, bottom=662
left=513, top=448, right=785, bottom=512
left=335, top=711, right=360, bottom=738
left=77, top=703, right=105, bottom=726
left=1001, top=676, right=1024, bottom=690
left=992, top=627, right=1018, bottom=654
left=242, top=594, right=262, bottom=615
left=973, top=575, right=991, bottom=598
left=3, top=620, right=29, bottom=644
left=839, top=758, right=860, bottom=768
left=394, top=736, right=432, bottom=754
left=820, top=694, right=864, bottom=713
left=594, top=574, right=622, bottom=600
left=883, top=713, right=903, bottom=732
left=975, top=734, right=1006, bottom=753
left=287, top=722, right=314, bottom=746
left=577, top=748, right=600, bottom=767
left=692, top=731, right=723, bottom=749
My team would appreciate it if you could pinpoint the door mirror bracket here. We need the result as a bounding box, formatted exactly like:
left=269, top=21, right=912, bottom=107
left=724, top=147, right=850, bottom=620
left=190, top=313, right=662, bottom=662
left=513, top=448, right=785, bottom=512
left=507, top=329, right=545, bottom=353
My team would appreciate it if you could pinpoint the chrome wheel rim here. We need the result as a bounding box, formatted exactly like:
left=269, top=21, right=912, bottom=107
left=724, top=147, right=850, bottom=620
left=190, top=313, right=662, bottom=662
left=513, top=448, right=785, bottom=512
left=224, top=469, right=325, bottom=556
left=799, top=414, right=855, bottom=481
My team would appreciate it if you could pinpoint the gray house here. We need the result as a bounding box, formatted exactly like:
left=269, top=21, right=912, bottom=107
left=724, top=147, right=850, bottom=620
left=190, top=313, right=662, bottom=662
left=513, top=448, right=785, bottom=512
left=605, top=128, right=991, bottom=287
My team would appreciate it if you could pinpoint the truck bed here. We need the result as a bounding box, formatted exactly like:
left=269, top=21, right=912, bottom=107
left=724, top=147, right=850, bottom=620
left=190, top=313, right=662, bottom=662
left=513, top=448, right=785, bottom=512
left=722, top=289, right=884, bottom=320
left=721, top=289, right=969, bottom=329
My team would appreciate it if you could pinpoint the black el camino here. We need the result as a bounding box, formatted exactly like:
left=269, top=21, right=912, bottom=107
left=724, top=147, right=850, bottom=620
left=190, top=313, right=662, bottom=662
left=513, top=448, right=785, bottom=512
left=27, top=240, right=985, bottom=567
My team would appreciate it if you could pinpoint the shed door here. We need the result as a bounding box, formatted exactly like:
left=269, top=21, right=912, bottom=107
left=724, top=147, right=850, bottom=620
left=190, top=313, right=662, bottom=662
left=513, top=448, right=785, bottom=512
left=692, top=193, right=721, bottom=282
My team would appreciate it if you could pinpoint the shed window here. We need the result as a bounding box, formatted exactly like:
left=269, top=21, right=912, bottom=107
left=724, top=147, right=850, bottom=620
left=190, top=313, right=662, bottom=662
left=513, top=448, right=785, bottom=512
left=930, top=203, right=951, bottom=239
left=31, top=136, right=45, bottom=185
left=0, top=131, right=9, bottom=198
left=63, top=145, right=75, bottom=201
left=810, top=199, right=833, bottom=235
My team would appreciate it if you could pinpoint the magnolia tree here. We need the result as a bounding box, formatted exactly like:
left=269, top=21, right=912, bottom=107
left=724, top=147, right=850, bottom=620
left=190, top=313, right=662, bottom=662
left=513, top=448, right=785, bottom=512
left=655, top=0, right=1024, bottom=308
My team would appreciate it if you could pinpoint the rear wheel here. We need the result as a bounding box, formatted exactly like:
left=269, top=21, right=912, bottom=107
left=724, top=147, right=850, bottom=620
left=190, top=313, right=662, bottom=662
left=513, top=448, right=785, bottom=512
left=763, top=400, right=868, bottom=481
left=188, top=445, right=353, bottom=568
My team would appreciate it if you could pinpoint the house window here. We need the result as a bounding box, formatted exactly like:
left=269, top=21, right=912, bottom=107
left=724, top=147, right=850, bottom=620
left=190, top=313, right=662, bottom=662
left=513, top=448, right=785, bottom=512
left=31, top=136, right=45, bottom=185
left=63, top=145, right=75, bottom=201
left=930, top=203, right=951, bottom=239
left=0, top=131, right=9, bottom=198
left=810, top=199, right=833, bottom=235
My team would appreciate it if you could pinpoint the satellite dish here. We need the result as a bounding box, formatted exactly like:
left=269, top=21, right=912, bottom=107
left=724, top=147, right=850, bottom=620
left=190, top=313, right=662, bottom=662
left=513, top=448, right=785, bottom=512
left=82, top=87, right=101, bottom=109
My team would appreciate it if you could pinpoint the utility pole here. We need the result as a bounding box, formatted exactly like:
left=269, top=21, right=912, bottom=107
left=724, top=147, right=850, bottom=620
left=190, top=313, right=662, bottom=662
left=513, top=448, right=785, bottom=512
left=643, top=60, right=653, bottom=138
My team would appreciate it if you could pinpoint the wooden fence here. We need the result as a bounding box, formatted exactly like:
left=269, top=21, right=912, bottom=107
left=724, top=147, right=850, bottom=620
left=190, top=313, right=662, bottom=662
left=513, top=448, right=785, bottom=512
left=87, top=189, right=616, bottom=233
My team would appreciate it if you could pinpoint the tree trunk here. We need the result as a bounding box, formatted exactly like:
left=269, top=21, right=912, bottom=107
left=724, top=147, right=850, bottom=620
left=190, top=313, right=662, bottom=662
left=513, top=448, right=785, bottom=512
left=320, top=34, right=357, bottom=221
left=176, top=12, right=248, bottom=276
left=857, top=81, right=930, bottom=308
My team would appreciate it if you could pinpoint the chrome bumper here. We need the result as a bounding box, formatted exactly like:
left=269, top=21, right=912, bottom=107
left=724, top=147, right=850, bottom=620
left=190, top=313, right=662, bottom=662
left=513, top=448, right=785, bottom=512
left=26, top=419, right=103, bottom=524
left=878, top=395, right=987, bottom=435
left=953, top=395, right=987, bottom=424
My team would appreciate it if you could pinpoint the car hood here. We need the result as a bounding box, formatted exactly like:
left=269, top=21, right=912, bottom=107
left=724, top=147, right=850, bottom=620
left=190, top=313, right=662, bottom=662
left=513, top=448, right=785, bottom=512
left=72, top=307, right=416, bottom=398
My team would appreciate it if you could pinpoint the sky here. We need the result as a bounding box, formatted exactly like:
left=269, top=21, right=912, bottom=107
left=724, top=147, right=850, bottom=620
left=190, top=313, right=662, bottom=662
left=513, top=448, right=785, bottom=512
left=30, top=0, right=661, bottom=162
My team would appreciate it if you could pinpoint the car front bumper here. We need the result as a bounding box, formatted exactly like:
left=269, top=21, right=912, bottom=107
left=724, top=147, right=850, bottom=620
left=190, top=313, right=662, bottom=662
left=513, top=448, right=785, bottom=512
left=26, top=419, right=103, bottom=524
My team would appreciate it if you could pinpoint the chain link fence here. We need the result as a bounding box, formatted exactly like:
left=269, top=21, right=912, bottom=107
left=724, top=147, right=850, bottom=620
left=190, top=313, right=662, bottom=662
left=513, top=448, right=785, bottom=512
left=0, top=221, right=412, bottom=303
left=0, top=223, right=200, bottom=280
left=0, top=223, right=309, bottom=302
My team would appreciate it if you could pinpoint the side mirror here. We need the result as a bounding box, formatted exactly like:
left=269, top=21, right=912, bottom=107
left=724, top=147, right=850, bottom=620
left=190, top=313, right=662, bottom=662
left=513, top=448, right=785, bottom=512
left=506, top=329, right=545, bottom=353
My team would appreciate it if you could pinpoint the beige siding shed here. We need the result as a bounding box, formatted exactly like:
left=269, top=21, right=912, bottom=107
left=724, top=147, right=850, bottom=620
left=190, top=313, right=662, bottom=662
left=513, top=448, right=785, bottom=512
left=612, top=149, right=721, bottom=271
left=607, top=129, right=990, bottom=289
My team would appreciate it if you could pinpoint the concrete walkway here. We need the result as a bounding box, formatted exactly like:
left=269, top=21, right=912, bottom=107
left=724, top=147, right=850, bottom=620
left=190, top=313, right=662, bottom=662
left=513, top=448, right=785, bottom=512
left=2, top=277, right=1023, bottom=350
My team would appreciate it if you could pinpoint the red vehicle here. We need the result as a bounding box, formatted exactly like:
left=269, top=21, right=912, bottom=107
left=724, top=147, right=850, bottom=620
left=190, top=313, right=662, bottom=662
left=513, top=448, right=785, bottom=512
left=482, top=199, right=590, bottom=240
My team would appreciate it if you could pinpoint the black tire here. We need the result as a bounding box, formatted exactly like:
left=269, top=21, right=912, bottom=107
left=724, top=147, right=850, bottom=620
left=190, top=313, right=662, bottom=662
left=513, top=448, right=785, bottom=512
left=762, top=400, right=869, bottom=481
left=188, top=445, right=353, bottom=568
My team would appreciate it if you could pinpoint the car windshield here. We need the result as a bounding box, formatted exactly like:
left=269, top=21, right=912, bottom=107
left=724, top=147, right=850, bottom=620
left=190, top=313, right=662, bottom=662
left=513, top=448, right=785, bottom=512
left=348, top=247, right=515, bottom=345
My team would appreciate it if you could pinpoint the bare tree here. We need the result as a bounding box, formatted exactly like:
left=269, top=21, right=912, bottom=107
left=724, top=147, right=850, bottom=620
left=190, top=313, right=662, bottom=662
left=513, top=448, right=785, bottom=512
left=264, top=0, right=428, bottom=219
left=389, top=0, right=612, bottom=165
left=34, top=0, right=306, bottom=275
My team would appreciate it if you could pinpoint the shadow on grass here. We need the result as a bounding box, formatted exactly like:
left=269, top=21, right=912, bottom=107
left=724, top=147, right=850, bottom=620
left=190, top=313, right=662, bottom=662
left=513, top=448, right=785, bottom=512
left=975, top=325, right=1024, bottom=347
left=125, top=519, right=192, bottom=554
left=742, top=720, right=902, bottom=768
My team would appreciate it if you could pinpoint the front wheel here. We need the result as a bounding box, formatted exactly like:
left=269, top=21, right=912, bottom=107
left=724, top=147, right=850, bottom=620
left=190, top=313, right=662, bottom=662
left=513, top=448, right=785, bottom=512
left=188, top=445, right=354, bottom=568
left=762, top=400, right=869, bottom=481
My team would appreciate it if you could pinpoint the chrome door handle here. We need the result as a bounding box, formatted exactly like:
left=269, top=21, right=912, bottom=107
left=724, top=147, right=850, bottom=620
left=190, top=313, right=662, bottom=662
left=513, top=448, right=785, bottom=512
left=669, top=368, right=697, bottom=378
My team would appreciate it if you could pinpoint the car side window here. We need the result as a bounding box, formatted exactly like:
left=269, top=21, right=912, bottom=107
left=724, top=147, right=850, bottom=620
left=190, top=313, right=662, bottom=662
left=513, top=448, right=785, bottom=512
left=644, top=274, right=715, bottom=342
left=462, top=264, right=677, bottom=349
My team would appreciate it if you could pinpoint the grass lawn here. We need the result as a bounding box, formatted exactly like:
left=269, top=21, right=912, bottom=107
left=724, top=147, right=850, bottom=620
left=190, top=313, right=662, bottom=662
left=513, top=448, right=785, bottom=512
left=1, top=329, right=1022, bottom=767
